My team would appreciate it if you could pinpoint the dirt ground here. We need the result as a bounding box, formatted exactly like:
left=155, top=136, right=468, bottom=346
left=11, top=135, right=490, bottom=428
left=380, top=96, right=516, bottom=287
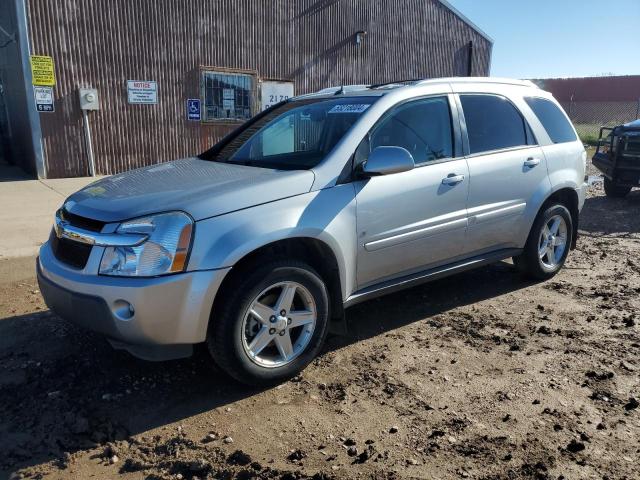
left=1, top=167, right=639, bottom=480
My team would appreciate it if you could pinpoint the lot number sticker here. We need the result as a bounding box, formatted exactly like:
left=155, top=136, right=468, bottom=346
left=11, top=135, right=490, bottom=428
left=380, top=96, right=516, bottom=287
left=34, top=86, right=54, bottom=112
left=329, top=104, right=371, bottom=114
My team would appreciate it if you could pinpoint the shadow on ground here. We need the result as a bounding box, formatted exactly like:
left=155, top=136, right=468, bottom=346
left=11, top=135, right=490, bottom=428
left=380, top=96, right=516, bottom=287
left=0, top=158, right=32, bottom=182
left=0, top=261, right=532, bottom=474
left=579, top=189, right=640, bottom=236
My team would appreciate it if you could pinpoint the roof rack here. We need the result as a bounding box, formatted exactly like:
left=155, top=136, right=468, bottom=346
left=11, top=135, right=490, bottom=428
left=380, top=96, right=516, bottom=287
left=314, top=84, right=369, bottom=95
left=415, top=77, right=539, bottom=88
left=305, top=77, right=539, bottom=98
left=368, top=78, right=423, bottom=89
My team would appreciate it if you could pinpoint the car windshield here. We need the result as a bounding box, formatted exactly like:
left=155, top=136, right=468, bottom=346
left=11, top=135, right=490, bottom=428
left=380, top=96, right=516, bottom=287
left=206, top=96, right=378, bottom=170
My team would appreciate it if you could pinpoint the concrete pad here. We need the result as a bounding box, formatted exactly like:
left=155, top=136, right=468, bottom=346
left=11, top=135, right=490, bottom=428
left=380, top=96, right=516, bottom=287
left=41, top=177, right=101, bottom=197
left=0, top=175, right=102, bottom=259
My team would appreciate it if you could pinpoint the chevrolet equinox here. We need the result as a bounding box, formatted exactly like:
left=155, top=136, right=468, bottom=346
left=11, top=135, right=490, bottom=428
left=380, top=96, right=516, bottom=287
left=38, top=78, right=588, bottom=385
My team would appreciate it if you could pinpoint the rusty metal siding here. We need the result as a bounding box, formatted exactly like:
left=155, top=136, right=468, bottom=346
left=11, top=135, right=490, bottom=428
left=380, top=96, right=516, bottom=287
left=26, top=0, right=491, bottom=178
left=532, top=75, right=640, bottom=103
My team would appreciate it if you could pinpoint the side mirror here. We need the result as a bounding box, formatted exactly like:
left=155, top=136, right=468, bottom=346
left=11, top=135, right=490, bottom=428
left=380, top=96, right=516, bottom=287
left=362, top=146, right=415, bottom=176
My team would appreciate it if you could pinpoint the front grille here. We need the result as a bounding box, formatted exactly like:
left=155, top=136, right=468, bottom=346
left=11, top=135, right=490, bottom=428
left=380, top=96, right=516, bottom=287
left=50, top=210, right=105, bottom=269
left=60, top=208, right=105, bottom=232
left=50, top=231, right=93, bottom=269
left=624, top=138, right=640, bottom=155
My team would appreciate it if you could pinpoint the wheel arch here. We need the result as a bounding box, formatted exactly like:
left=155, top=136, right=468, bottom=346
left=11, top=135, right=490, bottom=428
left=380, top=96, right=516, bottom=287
left=540, top=187, right=579, bottom=249
left=208, top=237, right=346, bottom=337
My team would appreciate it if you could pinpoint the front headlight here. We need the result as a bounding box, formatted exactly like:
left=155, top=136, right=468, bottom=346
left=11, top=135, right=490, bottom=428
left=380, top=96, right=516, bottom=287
left=99, top=211, right=193, bottom=277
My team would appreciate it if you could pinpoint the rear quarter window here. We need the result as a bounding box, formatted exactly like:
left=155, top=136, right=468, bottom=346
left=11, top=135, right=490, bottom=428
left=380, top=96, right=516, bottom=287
left=524, top=97, right=577, bottom=144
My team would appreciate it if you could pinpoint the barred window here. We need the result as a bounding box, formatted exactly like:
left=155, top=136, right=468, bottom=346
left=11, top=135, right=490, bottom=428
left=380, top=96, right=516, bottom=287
left=201, top=70, right=255, bottom=122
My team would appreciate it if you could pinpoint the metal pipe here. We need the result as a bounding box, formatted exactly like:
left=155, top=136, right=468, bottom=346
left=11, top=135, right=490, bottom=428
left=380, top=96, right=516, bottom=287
left=467, top=40, right=473, bottom=76
left=82, top=109, right=96, bottom=176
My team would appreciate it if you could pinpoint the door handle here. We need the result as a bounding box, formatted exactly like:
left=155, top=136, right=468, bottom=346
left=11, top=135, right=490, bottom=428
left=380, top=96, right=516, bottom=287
left=442, top=174, right=465, bottom=185
left=524, top=157, right=541, bottom=167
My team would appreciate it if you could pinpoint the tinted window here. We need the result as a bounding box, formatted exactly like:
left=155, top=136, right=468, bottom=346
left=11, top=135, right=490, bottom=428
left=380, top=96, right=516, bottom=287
left=460, top=95, right=530, bottom=154
left=367, top=97, right=453, bottom=166
left=211, top=97, right=377, bottom=170
left=525, top=97, right=577, bottom=143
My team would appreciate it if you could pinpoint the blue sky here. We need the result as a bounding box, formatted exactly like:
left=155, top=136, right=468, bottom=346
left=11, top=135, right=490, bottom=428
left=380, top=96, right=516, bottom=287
left=447, top=0, right=640, bottom=79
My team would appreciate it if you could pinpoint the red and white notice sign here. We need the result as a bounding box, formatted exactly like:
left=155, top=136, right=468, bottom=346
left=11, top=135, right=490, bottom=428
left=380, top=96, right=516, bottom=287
left=127, top=80, right=157, bottom=104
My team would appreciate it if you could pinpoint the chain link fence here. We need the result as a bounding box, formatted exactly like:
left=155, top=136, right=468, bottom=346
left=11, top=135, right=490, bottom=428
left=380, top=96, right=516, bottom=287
left=560, top=99, right=640, bottom=144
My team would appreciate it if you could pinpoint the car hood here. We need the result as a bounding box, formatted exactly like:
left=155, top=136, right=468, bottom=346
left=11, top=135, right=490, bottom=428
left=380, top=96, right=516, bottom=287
left=63, top=158, right=315, bottom=222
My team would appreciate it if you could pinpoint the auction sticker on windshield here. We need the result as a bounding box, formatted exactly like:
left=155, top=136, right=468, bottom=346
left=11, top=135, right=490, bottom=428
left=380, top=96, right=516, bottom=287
left=329, top=104, right=371, bottom=114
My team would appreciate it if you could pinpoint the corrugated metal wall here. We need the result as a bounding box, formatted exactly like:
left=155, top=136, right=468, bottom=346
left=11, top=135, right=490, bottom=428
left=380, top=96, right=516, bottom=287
left=532, top=76, right=640, bottom=102
left=26, top=0, right=491, bottom=178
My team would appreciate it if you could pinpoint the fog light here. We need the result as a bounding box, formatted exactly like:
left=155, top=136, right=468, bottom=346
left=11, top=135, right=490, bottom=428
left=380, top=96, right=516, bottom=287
left=113, top=299, right=134, bottom=320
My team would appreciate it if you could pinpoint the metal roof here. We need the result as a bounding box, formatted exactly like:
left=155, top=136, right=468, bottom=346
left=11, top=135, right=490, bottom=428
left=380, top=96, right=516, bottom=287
left=438, top=0, right=494, bottom=44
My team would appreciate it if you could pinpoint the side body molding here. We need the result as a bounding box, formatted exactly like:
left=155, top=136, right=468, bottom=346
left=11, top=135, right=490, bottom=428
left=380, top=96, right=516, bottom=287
left=364, top=215, right=467, bottom=252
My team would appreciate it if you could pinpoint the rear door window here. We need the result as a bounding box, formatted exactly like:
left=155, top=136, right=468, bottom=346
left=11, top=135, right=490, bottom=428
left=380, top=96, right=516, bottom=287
left=524, top=97, right=577, bottom=144
left=460, top=94, right=532, bottom=154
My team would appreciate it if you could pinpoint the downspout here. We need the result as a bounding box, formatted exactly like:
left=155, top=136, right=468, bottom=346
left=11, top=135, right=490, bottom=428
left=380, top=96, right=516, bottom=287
left=467, top=40, right=473, bottom=77
left=15, top=0, right=46, bottom=178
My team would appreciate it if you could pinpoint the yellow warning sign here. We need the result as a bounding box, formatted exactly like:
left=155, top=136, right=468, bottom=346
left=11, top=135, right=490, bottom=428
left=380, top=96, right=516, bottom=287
left=30, top=55, right=56, bottom=86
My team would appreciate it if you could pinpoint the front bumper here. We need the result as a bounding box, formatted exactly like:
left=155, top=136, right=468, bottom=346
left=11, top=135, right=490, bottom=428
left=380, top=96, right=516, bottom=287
left=592, top=153, right=640, bottom=185
left=37, top=241, right=230, bottom=360
left=592, top=153, right=611, bottom=178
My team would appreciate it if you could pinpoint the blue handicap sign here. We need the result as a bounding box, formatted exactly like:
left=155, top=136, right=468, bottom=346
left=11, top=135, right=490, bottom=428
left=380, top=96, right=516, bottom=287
left=187, top=98, right=201, bottom=121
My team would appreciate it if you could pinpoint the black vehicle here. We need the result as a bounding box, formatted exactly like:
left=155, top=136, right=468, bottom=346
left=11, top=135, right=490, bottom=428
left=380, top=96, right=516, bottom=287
left=592, top=119, right=640, bottom=198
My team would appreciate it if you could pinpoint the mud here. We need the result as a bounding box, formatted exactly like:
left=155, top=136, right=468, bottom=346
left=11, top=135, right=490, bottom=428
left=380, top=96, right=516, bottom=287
left=1, top=175, right=639, bottom=480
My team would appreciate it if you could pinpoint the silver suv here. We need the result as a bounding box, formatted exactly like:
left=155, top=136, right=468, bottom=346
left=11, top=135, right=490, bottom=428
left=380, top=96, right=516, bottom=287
left=38, top=78, right=587, bottom=385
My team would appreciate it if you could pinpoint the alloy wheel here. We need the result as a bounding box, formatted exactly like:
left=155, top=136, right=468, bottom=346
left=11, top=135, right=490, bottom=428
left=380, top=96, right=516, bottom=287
left=538, top=214, right=568, bottom=269
left=241, top=281, right=317, bottom=368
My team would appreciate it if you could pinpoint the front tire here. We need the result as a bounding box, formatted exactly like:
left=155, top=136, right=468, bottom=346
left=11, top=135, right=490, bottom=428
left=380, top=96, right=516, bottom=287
left=604, top=178, right=631, bottom=198
left=514, top=204, right=573, bottom=280
left=208, top=260, right=330, bottom=386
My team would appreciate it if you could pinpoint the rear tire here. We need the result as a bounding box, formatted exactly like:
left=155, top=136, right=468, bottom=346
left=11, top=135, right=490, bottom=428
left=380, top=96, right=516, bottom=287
left=513, top=204, right=573, bottom=281
left=207, top=260, right=330, bottom=386
left=604, top=178, right=631, bottom=198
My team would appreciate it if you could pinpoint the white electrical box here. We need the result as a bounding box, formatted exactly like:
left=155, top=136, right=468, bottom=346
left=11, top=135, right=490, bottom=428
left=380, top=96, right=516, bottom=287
left=79, top=88, right=99, bottom=110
